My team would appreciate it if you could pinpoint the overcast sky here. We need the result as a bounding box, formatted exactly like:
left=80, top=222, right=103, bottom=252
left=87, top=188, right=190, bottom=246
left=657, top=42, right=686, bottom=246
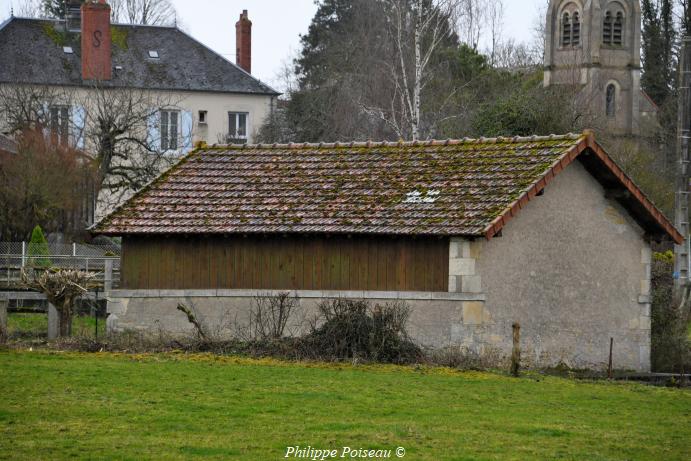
left=0, top=0, right=546, bottom=91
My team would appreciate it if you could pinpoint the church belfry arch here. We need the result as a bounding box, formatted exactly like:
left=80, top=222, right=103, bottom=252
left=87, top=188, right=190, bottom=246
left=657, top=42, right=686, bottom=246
left=544, top=0, right=643, bottom=136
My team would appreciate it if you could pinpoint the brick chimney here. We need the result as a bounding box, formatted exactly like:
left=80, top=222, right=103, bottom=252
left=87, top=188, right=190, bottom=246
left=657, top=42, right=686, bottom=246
left=81, top=0, right=112, bottom=81
left=235, top=10, right=252, bottom=74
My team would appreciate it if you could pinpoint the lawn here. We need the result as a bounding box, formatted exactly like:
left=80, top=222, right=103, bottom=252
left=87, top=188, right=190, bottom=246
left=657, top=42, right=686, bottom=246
left=7, top=312, right=106, bottom=339
left=0, top=351, right=689, bottom=461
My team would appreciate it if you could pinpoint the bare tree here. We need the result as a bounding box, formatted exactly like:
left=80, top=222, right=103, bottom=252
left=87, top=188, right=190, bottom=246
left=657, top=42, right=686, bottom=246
left=457, top=0, right=485, bottom=49
left=79, top=83, right=189, bottom=211
left=12, top=0, right=44, bottom=18
left=486, top=0, right=504, bottom=66
left=0, top=84, right=68, bottom=133
left=109, top=0, right=175, bottom=25
left=0, top=82, right=191, bottom=215
left=377, top=0, right=460, bottom=140
left=22, top=268, right=97, bottom=337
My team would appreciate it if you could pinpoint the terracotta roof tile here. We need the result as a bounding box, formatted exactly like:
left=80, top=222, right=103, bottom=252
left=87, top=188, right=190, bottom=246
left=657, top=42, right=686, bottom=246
left=93, top=132, right=682, bottom=243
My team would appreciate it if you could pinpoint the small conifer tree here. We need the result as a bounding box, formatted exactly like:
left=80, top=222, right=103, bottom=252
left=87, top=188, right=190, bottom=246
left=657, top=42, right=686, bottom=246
left=28, top=225, right=51, bottom=268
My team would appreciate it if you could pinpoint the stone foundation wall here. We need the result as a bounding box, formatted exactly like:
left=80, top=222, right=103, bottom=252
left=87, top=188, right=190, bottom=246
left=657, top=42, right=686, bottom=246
left=107, top=290, right=489, bottom=350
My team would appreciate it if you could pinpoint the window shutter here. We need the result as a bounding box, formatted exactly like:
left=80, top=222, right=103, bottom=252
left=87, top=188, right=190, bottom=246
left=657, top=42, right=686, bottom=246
left=41, top=102, right=50, bottom=136
left=72, top=105, right=86, bottom=149
left=147, top=109, right=161, bottom=152
left=181, top=110, right=193, bottom=152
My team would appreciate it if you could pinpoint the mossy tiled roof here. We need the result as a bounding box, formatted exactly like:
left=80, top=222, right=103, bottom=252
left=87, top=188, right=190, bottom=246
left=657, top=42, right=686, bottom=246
left=93, top=132, right=683, bottom=243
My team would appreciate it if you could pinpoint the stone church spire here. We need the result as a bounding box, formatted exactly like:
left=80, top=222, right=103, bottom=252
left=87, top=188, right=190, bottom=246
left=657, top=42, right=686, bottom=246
left=544, top=0, right=645, bottom=136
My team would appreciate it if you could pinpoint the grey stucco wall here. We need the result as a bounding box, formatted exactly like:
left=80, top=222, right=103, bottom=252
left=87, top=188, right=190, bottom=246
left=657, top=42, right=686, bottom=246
left=473, top=160, right=651, bottom=371
left=106, top=160, right=653, bottom=372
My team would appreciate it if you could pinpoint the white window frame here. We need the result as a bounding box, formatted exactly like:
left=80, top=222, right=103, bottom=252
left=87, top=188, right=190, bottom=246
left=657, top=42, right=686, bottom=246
left=160, top=109, right=180, bottom=152
left=49, top=105, right=70, bottom=146
left=228, top=112, right=249, bottom=143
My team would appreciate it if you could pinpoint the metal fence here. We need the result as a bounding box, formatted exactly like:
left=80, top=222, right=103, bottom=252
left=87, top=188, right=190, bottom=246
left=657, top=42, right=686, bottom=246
left=0, top=242, right=121, bottom=289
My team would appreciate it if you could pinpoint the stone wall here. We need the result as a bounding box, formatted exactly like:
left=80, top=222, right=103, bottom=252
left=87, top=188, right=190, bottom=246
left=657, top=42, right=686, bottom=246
left=107, top=290, right=486, bottom=350
left=471, top=161, right=652, bottom=371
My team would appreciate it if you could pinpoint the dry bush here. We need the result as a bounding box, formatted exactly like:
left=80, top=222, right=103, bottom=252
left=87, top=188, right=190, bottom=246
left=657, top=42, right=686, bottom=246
left=427, top=345, right=505, bottom=370
left=248, top=292, right=300, bottom=340
left=302, top=299, right=423, bottom=364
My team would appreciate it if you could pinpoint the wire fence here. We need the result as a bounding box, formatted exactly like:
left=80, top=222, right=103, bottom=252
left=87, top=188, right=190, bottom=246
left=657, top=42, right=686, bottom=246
left=0, top=242, right=121, bottom=289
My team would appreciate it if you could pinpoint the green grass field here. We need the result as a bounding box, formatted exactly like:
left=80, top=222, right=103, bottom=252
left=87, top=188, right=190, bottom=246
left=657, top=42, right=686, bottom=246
left=7, top=313, right=106, bottom=339
left=0, top=351, right=689, bottom=460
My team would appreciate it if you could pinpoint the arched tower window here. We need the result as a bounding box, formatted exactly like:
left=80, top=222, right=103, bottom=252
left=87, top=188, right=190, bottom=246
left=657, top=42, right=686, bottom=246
left=603, top=6, right=625, bottom=46
left=603, top=11, right=613, bottom=44
left=613, top=12, right=624, bottom=45
left=572, top=12, right=581, bottom=45
left=562, top=12, right=571, bottom=47
left=559, top=3, right=581, bottom=48
left=606, top=84, right=617, bottom=117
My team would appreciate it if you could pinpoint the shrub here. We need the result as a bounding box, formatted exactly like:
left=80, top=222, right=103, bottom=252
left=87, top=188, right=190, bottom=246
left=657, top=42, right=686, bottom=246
left=28, top=225, right=51, bottom=268
left=303, top=299, right=422, bottom=364
left=651, top=252, right=691, bottom=373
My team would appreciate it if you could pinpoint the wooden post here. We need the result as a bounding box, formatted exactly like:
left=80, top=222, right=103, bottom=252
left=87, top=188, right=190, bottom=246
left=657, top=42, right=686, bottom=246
left=104, top=259, right=113, bottom=293
left=47, top=303, right=59, bottom=340
left=511, top=322, right=521, bottom=377
left=0, top=296, right=8, bottom=343
left=608, top=337, right=614, bottom=379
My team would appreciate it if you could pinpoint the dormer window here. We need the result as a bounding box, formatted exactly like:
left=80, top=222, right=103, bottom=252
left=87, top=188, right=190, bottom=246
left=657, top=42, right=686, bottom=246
left=148, top=50, right=160, bottom=59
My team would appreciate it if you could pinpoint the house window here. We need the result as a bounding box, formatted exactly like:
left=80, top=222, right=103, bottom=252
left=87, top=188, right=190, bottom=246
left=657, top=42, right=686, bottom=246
left=160, top=109, right=179, bottom=151
left=199, top=110, right=208, bottom=125
left=50, top=106, right=70, bottom=146
left=606, top=84, right=616, bottom=117
left=561, top=13, right=571, bottom=47
left=228, top=112, right=248, bottom=143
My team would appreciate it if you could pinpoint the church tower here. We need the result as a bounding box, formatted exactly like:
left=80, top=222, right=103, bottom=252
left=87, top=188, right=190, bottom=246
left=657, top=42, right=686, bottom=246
left=544, top=1, right=643, bottom=136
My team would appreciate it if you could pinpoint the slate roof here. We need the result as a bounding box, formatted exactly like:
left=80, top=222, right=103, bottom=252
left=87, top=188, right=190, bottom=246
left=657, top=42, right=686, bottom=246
left=93, top=131, right=683, bottom=244
left=0, top=17, right=278, bottom=95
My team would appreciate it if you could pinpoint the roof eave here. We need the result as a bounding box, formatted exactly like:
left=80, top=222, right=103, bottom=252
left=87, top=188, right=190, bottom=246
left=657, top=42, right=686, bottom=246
left=483, top=131, right=684, bottom=245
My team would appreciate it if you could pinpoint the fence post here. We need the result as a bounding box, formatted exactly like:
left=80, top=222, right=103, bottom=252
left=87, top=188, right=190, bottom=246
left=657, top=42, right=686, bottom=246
left=21, top=241, right=26, bottom=268
left=104, top=259, right=113, bottom=294
left=47, top=303, right=59, bottom=340
left=0, top=295, right=8, bottom=343
left=72, top=243, right=76, bottom=257
left=511, top=322, right=521, bottom=377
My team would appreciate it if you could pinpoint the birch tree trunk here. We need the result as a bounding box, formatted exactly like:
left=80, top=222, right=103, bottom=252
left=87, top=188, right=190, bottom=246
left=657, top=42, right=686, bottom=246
left=412, top=0, right=423, bottom=140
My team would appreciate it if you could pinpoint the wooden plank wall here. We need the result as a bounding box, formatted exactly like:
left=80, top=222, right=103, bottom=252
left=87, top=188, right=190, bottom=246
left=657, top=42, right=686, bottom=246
left=121, top=235, right=450, bottom=292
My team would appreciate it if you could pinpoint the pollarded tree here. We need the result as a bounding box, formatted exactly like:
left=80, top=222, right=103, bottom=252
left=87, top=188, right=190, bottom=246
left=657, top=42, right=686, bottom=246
left=22, top=268, right=97, bottom=337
